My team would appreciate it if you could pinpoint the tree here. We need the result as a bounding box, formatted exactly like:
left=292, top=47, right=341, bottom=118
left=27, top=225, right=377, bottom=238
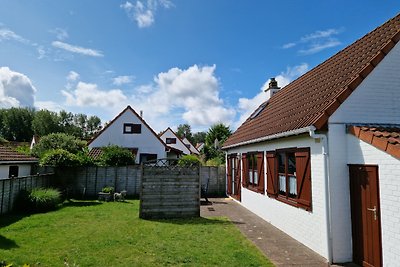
left=0, top=107, right=34, bottom=141
left=192, top=131, right=206, bottom=146
left=40, top=149, right=82, bottom=167
left=204, top=123, right=232, bottom=162
left=32, top=109, right=60, bottom=136
left=32, top=133, right=87, bottom=158
left=176, top=124, right=194, bottom=144
left=86, top=115, right=102, bottom=139
left=98, top=145, right=135, bottom=166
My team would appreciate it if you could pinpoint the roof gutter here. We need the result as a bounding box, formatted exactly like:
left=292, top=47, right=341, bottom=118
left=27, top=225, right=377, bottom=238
left=0, top=160, right=38, bottom=165
left=222, top=126, right=314, bottom=150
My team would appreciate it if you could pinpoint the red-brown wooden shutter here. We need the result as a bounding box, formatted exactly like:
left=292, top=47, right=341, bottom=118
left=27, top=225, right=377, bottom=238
left=227, top=155, right=232, bottom=195
left=234, top=156, right=241, bottom=200
left=295, top=149, right=312, bottom=211
left=266, top=151, right=277, bottom=197
left=242, top=154, right=248, bottom=187
left=257, top=152, right=265, bottom=194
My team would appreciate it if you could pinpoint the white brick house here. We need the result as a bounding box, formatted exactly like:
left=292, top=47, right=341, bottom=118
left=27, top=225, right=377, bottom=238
left=223, top=14, right=400, bottom=267
left=88, top=106, right=174, bottom=164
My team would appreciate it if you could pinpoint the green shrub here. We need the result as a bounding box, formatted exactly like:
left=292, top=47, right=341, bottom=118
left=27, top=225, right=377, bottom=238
left=32, top=133, right=86, bottom=158
left=205, top=157, right=224, bottom=167
left=40, top=149, right=81, bottom=167
left=178, top=155, right=201, bottom=167
left=102, top=186, right=114, bottom=194
left=99, top=145, right=135, bottom=166
left=16, top=188, right=61, bottom=213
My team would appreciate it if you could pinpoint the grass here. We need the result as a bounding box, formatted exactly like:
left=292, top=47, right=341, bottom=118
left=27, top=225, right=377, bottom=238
left=0, top=200, right=273, bottom=267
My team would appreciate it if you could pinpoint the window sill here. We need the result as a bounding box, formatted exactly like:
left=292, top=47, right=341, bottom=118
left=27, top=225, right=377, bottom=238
left=245, top=185, right=264, bottom=195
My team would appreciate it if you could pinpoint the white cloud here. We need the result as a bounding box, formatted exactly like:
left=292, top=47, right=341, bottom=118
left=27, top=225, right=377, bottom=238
left=62, top=82, right=127, bottom=108
left=113, top=75, right=134, bottom=85
left=130, top=64, right=235, bottom=131
left=67, top=71, right=80, bottom=81
left=0, top=27, right=30, bottom=44
left=282, top=28, right=342, bottom=54
left=52, top=41, right=103, bottom=57
left=34, top=101, right=64, bottom=112
left=234, top=63, right=309, bottom=129
left=120, top=0, right=173, bottom=28
left=0, top=67, right=36, bottom=108
left=51, top=28, right=69, bottom=41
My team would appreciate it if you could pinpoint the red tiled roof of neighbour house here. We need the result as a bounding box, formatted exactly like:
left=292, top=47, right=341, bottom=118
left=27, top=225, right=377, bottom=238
left=88, top=147, right=138, bottom=160
left=223, top=13, right=400, bottom=148
left=348, top=125, right=400, bottom=159
left=0, top=145, right=38, bottom=162
left=88, top=105, right=167, bottom=149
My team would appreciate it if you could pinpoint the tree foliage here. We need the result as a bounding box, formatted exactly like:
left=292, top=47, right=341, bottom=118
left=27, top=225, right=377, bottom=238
left=204, top=123, right=232, bottom=162
left=192, top=131, right=206, bottom=146
left=32, top=133, right=87, bottom=158
left=40, top=149, right=82, bottom=167
left=0, top=107, right=34, bottom=141
left=176, top=124, right=194, bottom=144
left=98, top=145, right=135, bottom=166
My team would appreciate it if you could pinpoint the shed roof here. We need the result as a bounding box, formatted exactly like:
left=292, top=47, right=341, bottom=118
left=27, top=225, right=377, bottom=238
left=0, top=145, right=38, bottom=162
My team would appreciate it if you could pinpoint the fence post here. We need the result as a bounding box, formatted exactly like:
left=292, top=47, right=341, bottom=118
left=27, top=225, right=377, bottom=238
left=1, top=179, right=5, bottom=215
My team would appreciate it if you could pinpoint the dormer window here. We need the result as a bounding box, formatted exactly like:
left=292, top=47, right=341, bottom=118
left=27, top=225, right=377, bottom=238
left=185, top=144, right=191, bottom=149
left=250, top=102, right=268, bottom=119
left=166, top=138, right=176, bottom=144
left=124, top=123, right=141, bottom=134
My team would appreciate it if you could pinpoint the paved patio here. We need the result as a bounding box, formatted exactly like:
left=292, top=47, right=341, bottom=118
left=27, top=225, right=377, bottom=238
left=201, top=198, right=346, bottom=267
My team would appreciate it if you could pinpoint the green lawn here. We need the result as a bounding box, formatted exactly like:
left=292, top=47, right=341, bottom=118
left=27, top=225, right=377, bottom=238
left=0, top=200, right=273, bottom=267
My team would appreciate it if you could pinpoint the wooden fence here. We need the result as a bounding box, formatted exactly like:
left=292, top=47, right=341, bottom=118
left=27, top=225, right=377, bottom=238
left=140, top=165, right=200, bottom=219
left=0, top=173, right=54, bottom=215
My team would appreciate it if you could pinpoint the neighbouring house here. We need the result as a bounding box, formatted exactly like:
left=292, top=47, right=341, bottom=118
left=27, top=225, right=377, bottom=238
left=0, top=145, right=38, bottom=179
left=182, top=137, right=200, bottom=155
left=159, top=127, right=192, bottom=156
left=196, top=142, right=204, bottom=152
left=223, top=14, right=400, bottom=267
left=88, top=106, right=180, bottom=164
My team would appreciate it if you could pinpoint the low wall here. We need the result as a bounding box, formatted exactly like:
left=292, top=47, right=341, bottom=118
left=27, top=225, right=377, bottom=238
left=140, top=166, right=200, bottom=219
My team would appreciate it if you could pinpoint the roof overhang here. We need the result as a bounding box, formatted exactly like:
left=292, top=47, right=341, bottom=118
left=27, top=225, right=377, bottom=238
left=0, top=160, right=38, bottom=165
left=222, top=126, right=315, bottom=150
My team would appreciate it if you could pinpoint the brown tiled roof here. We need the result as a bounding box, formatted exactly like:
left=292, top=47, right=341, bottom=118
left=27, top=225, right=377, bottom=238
left=224, top=14, right=400, bottom=148
left=88, top=147, right=138, bottom=160
left=348, top=125, right=400, bottom=159
left=0, top=145, right=38, bottom=162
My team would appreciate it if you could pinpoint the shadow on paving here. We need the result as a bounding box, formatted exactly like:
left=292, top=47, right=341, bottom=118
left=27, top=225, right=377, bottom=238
left=143, top=216, right=232, bottom=226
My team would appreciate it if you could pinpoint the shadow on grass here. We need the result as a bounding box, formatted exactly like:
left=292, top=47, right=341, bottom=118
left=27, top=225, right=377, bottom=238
left=0, top=212, right=31, bottom=228
left=0, top=235, right=18, bottom=249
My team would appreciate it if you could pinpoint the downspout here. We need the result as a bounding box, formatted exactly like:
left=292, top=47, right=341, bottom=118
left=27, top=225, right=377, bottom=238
left=309, top=126, right=333, bottom=264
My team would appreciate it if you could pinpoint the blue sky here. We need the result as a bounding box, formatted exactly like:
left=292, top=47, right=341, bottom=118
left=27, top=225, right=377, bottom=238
left=0, top=1, right=399, bottom=133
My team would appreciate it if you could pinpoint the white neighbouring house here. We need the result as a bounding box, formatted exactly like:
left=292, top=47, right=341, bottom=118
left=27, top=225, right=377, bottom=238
left=159, top=127, right=192, bottom=156
left=0, top=145, right=38, bottom=179
left=182, top=137, right=200, bottom=155
left=88, top=106, right=179, bottom=164
left=223, top=14, right=400, bottom=267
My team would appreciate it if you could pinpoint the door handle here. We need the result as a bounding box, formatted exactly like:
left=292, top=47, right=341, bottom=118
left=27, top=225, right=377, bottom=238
left=367, top=206, right=377, bottom=221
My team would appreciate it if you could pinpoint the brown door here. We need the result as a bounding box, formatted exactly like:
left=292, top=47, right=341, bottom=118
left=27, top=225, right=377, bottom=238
left=349, top=165, right=382, bottom=267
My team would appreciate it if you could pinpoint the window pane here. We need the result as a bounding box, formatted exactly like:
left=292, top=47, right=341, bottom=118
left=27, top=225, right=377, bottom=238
left=278, top=152, right=286, bottom=173
left=253, top=170, right=258, bottom=185
left=289, top=175, right=297, bottom=197
left=253, top=154, right=257, bottom=170
left=279, top=174, right=286, bottom=193
left=287, top=152, right=296, bottom=175
left=249, top=171, right=253, bottom=184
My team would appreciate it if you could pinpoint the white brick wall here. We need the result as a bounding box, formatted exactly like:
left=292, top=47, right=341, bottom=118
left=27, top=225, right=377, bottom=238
left=347, top=135, right=400, bottom=267
left=226, top=134, right=329, bottom=259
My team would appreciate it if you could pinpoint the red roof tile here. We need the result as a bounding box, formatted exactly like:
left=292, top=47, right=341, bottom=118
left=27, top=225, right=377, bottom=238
left=224, top=14, right=400, bottom=148
left=348, top=126, right=400, bottom=159
left=0, top=145, right=38, bottom=162
left=88, top=147, right=138, bottom=160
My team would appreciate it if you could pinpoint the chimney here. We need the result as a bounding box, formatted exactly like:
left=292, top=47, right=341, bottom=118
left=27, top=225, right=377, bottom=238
left=140, top=110, right=143, bottom=118
left=264, top=77, right=280, bottom=99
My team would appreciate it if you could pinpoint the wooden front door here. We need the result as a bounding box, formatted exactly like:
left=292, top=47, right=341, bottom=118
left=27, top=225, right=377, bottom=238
left=349, top=165, right=382, bottom=267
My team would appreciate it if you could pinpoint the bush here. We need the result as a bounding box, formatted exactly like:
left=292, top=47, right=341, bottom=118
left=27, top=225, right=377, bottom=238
left=40, top=149, right=81, bottom=167
left=99, top=145, right=135, bottom=166
left=102, top=186, right=114, bottom=194
left=178, top=155, right=201, bottom=167
left=32, top=133, right=86, bottom=158
left=205, top=157, right=224, bottom=166
left=16, top=188, right=61, bottom=213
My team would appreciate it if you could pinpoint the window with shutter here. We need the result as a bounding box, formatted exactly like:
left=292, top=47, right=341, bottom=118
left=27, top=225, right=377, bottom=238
left=266, top=147, right=312, bottom=211
left=242, top=152, right=264, bottom=194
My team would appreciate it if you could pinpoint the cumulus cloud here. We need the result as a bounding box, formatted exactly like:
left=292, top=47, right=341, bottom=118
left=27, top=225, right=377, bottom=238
left=130, top=64, right=235, bottom=130
left=282, top=28, right=342, bottom=55
left=120, top=0, right=173, bottom=28
left=35, top=101, right=64, bottom=112
left=62, top=82, right=127, bottom=108
left=234, top=63, right=309, bottom=129
left=67, top=71, right=80, bottom=81
left=113, top=75, right=134, bottom=85
left=0, top=67, right=36, bottom=108
left=52, top=41, right=103, bottom=57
